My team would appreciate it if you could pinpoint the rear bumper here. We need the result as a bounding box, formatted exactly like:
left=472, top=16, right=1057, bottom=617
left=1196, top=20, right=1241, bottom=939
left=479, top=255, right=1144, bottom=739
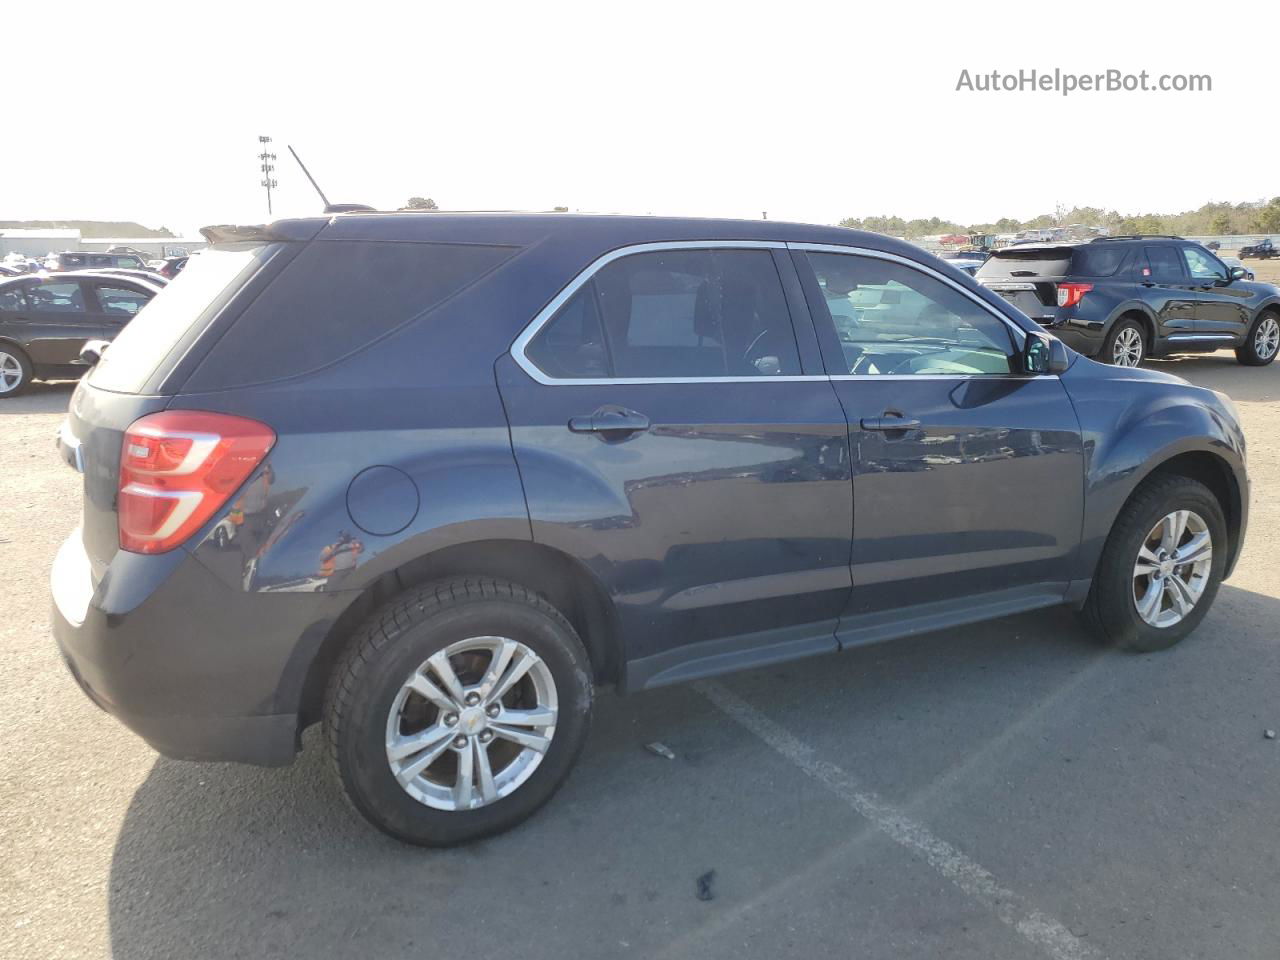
left=50, top=529, right=347, bottom=767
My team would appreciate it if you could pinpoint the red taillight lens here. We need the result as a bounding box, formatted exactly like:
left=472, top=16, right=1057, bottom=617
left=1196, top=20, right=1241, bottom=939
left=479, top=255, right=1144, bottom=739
left=118, top=411, right=275, bottom=554
left=1056, top=282, right=1094, bottom=308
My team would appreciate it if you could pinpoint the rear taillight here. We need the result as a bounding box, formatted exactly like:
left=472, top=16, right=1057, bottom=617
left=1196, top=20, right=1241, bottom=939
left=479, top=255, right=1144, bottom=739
left=118, top=411, right=275, bottom=554
left=1056, top=282, right=1093, bottom=308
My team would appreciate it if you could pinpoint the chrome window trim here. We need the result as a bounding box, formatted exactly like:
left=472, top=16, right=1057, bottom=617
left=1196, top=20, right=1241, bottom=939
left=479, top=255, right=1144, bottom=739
left=508, top=239, right=1056, bottom=386
left=509, top=240, right=824, bottom=386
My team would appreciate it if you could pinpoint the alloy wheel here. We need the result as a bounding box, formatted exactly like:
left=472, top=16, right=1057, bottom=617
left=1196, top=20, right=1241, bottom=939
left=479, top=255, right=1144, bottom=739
left=0, top=352, right=23, bottom=393
left=1112, top=327, right=1143, bottom=367
left=1254, top=316, right=1279, bottom=360
left=385, top=636, right=558, bottom=811
left=1132, top=510, right=1212, bottom=628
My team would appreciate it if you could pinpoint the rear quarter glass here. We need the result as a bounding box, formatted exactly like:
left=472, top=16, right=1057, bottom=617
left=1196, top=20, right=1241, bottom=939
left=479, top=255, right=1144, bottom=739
left=182, top=240, right=518, bottom=391
left=88, top=243, right=277, bottom=394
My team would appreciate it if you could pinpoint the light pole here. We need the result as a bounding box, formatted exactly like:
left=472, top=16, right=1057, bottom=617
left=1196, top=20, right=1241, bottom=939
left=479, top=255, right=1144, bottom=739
left=258, top=136, right=278, bottom=216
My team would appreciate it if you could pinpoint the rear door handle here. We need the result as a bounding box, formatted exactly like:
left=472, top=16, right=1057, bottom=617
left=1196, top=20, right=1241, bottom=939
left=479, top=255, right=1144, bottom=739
left=568, top=408, right=651, bottom=436
left=860, top=416, right=922, bottom=431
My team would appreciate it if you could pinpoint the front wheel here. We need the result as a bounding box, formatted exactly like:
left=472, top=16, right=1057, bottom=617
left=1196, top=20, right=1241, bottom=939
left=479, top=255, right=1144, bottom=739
left=1102, top=319, right=1145, bottom=367
left=1235, top=311, right=1280, bottom=366
left=324, top=579, right=593, bottom=846
left=1080, top=475, right=1226, bottom=652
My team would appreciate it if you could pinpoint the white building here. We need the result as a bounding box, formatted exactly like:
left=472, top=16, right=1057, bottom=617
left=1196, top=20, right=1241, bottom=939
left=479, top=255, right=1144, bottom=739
left=0, top=228, right=81, bottom=258
left=78, top=237, right=207, bottom=257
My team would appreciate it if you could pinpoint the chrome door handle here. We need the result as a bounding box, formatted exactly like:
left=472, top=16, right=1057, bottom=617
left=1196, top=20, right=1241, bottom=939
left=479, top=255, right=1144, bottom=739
left=860, top=416, right=921, bottom=431
left=568, top=408, right=651, bottom=436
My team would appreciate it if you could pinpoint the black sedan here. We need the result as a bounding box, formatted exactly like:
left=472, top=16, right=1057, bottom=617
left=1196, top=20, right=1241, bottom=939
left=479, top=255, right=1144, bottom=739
left=0, top=271, right=161, bottom=397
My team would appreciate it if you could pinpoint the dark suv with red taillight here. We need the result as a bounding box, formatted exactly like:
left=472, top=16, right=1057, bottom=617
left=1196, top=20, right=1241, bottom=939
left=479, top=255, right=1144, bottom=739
left=52, top=213, right=1249, bottom=847
left=976, top=236, right=1280, bottom=367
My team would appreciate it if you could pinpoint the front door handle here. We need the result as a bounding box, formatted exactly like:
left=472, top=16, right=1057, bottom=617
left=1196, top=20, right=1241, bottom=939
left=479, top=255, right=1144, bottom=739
left=568, top=408, right=651, bottom=437
left=860, top=416, right=922, bottom=431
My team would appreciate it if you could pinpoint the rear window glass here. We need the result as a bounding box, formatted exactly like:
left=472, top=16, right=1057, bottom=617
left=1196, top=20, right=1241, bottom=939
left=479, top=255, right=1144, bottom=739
left=89, top=244, right=271, bottom=393
left=185, top=240, right=516, bottom=390
left=976, top=247, right=1074, bottom=279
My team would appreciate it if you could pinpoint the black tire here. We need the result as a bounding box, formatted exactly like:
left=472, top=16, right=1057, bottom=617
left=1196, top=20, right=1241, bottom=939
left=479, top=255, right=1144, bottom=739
left=1100, top=317, right=1146, bottom=367
left=324, top=578, right=593, bottom=846
left=1080, top=474, right=1227, bottom=652
left=1234, top=310, right=1280, bottom=366
left=0, top=344, right=33, bottom=398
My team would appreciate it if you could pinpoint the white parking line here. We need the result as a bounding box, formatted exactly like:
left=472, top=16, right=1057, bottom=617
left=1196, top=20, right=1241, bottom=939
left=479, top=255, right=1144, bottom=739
left=696, top=680, right=1103, bottom=960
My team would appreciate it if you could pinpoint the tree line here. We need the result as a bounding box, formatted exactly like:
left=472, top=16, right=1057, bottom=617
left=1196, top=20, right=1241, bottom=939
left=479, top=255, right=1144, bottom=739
left=839, top=198, right=1280, bottom=239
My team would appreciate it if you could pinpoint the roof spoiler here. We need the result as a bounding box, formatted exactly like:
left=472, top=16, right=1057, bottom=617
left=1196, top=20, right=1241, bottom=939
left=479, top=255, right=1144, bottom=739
left=199, top=219, right=328, bottom=244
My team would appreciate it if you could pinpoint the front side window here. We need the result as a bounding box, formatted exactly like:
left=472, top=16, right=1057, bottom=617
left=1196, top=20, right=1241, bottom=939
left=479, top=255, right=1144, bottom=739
left=1182, top=245, right=1227, bottom=282
left=807, top=252, right=1015, bottom=376
left=526, top=248, right=801, bottom=379
left=95, top=284, right=151, bottom=317
left=28, top=281, right=86, bottom=313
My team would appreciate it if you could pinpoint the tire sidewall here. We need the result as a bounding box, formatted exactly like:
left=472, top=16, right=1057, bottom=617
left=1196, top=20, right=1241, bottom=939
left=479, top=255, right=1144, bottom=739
left=1239, top=310, right=1280, bottom=366
left=0, top=345, right=32, bottom=398
left=1104, top=319, right=1145, bottom=367
left=1094, top=480, right=1227, bottom=652
left=333, top=596, right=593, bottom=845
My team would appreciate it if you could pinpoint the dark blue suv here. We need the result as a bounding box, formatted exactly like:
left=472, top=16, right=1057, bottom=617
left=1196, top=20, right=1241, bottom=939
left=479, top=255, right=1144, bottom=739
left=52, top=214, right=1248, bottom=845
left=977, top=236, right=1280, bottom=367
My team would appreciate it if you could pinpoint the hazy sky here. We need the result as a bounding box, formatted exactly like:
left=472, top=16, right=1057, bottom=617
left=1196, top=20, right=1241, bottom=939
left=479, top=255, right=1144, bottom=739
left=4, top=0, right=1275, bottom=235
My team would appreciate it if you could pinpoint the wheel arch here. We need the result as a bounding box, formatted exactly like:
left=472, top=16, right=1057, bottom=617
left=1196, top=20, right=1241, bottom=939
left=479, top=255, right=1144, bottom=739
left=1108, top=306, right=1156, bottom=349
left=293, top=539, right=621, bottom=729
left=1136, top=450, right=1243, bottom=574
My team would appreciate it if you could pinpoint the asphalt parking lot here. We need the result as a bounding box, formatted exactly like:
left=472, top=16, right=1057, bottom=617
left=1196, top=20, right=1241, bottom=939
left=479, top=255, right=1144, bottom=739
left=3, top=352, right=1279, bottom=960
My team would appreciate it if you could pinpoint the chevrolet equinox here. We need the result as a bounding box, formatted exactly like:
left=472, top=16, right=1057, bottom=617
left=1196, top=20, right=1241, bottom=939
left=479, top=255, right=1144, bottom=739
left=52, top=214, right=1248, bottom=845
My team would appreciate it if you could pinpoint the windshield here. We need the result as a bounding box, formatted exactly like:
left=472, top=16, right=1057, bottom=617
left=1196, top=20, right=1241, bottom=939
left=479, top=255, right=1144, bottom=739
left=88, top=243, right=276, bottom=393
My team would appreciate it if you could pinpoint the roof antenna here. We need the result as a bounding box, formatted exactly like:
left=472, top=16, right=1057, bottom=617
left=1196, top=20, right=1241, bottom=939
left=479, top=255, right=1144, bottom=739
left=287, top=145, right=330, bottom=208
left=286, top=145, right=375, bottom=215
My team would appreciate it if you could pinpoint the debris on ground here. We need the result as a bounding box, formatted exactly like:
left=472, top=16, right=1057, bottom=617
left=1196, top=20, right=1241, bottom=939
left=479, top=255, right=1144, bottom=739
left=644, top=741, right=676, bottom=760
left=1265, top=729, right=1276, bottom=740
left=696, top=870, right=716, bottom=901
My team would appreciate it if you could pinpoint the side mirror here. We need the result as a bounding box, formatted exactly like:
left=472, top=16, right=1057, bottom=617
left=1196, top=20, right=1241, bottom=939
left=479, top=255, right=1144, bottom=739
left=79, top=340, right=109, bottom=366
left=1229, top=267, right=1247, bottom=282
left=1022, top=331, right=1069, bottom=375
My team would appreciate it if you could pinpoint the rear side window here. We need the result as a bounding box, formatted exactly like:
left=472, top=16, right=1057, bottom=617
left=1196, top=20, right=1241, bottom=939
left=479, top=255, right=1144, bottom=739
left=526, top=248, right=801, bottom=379
left=1069, top=244, right=1130, bottom=277
left=89, top=244, right=273, bottom=393
left=1143, top=246, right=1184, bottom=283
left=976, top=247, right=1074, bottom=279
left=94, top=284, right=152, bottom=317
left=186, top=240, right=515, bottom=390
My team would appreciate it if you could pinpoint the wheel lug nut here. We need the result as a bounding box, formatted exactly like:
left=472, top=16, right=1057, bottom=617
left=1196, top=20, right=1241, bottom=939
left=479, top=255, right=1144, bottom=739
left=443, top=712, right=458, bottom=726
left=465, top=692, right=481, bottom=706
left=479, top=730, right=494, bottom=744
left=452, top=735, right=468, bottom=749
left=486, top=704, right=500, bottom=718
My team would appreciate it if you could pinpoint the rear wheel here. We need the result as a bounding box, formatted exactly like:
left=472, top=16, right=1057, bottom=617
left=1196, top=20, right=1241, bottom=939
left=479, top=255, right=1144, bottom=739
left=1235, top=311, right=1280, bottom=366
left=324, top=578, right=593, bottom=846
left=1102, top=318, right=1145, bottom=367
left=0, top=346, right=32, bottom=397
left=1080, top=475, right=1226, bottom=652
